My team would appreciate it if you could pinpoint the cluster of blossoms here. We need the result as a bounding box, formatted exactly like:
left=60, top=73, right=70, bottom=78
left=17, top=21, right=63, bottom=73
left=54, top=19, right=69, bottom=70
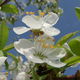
left=0, top=52, right=7, bottom=80
left=12, top=11, right=67, bottom=79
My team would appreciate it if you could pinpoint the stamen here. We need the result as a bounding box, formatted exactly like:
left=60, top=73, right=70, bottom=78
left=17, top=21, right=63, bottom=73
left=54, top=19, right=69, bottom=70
left=5, top=72, right=8, bottom=76
left=29, top=12, right=35, bottom=15
left=42, top=44, right=49, bottom=48
left=25, top=12, right=29, bottom=15
left=39, top=12, right=45, bottom=16
left=49, top=45, right=54, bottom=48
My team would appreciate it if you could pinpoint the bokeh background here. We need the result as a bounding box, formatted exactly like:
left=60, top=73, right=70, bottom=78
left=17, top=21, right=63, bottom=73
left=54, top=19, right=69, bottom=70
left=8, top=0, right=80, bottom=76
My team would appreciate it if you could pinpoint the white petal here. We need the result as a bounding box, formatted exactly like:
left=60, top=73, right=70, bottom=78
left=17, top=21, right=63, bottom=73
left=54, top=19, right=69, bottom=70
left=43, top=12, right=59, bottom=26
left=63, top=43, right=76, bottom=56
left=16, top=72, right=26, bottom=80
left=0, top=57, right=7, bottom=66
left=71, top=63, right=80, bottom=67
left=45, top=59, right=66, bottom=68
left=35, top=34, right=54, bottom=46
left=63, top=43, right=71, bottom=50
left=56, top=48, right=66, bottom=58
left=42, top=22, right=52, bottom=28
left=13, top=27, right=30, bottom=35
left=22, top=15, right=42, bottom=29
left=47, top=48, right=66, bottom=59
left=0, top=74, right=7, bottom=80
left=42, top=27, right=60, bottom=36
left=46, top=0, right=56, bottom=3
left=27, top=55, right=44, bottom=63
left=14, top=39, right=33, bottom=55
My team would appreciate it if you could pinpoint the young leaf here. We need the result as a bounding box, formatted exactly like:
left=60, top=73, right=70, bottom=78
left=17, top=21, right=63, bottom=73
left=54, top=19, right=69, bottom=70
left=1, top=4, right=19, bottom=14
left=0, top=50, right=3, bottom=56
left=0, top=0, right=2, bottom=4
left=32, top=68, right=40, bottom=80
left=56, top=31, right=79, bottom=46
left=3, top=43, right=14, bottom=52
left=75, top=7, right=80, bottom=20
left=0, top=21, right=9, bottom=49
left=64, top=56, right=80, bottom=66
left=68, top=37, right=80, bottom=56
left=7, top=53, right=18, bottom=71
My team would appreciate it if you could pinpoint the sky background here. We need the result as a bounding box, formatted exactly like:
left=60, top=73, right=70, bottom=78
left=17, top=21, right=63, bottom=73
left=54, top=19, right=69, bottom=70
left=8, top=0, right=80, bottom=76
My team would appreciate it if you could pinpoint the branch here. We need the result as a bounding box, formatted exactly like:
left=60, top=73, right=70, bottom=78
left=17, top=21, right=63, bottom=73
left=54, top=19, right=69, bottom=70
left=0, top=0, right=11, bottom=6
left=14, top=0, right=24, bottom=11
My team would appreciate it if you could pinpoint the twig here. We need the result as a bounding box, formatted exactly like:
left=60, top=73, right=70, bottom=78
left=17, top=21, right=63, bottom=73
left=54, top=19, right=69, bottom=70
left=0, top=0, right=11, bottom=6
left=14, top=0, right=24, bottom=11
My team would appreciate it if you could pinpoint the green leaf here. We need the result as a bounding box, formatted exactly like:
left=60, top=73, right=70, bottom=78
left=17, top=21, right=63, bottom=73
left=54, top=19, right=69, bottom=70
left=75, top=7, right=80, bottom=20
left=3, top=43, right=14, bottom=52
left=0, top=0, right=3, bottom=4
left=7, top=53, right=18, bottom=63
left=56, top=31, right=79, bottom=46
left=61, top=48, right=74, bottom=62
left=64, top=56, right=80, bottom=66
left=0, top=50, right=3, bottom=56
left=0, top=21, right=9, bottom=49
left=7, top=53, right=18, bottom=71
left=32, top=69, right=40, bottom=80
left=1, top=4, right=19, bottom=14
left=68, top=37, right=80, bottom=56
left=5, top=60, right=9, bottom=70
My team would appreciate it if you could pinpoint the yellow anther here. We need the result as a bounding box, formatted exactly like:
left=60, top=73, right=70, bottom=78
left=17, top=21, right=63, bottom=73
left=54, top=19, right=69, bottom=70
left=49, top=45, right=54, bottom=48
left=40, top=12, right=45, bottom=16
left=42, top=44, right=49, bottom=48
left=29, top=35, right=33, bottom=37
left=5, top=72, right=8, bottom=76
left=57, top=44, right=61, bottom=47
left=37, top=39, right=45, bottom=42
left=29, top=12, right=35, bottom=15
left=26, top=12, right=30, bottom=14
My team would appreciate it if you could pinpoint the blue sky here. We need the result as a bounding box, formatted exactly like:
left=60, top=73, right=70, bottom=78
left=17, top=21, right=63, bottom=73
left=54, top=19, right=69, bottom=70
left=58, top=0, right=80, bottom=75
left=8, top=0, right=80, bottom=76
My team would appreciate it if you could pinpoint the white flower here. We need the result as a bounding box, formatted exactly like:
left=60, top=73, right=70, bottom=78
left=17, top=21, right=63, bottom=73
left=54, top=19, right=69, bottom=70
left=13, top=12, right=60, bottom=36
left=14, top=35, right=66, bottom=68
left=63, top=43, right=76, bottom=56
left=46, top=0, right=56, bottom=3
left=0, top=57, right=7, bottom=66
left=0, top=73, right=7, bottom=80
left=16, top=72, right=29, bottom=80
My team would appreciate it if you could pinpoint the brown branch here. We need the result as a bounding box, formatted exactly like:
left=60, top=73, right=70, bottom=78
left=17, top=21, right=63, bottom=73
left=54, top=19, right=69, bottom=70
left=0, top=0, right=11, bottom=6
left=14, top=0, right=24, bottom=11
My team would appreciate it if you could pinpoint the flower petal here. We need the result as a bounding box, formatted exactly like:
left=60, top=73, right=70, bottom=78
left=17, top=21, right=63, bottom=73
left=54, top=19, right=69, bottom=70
left=14, top=39, right=33, bottom=55
left=27, top=55, right=44, bottom=63
left=63, top=43, right=71, bottom=50
left=35, top=34, right=54, bottom=45
left=42, top=27, right=60, bottom=36
left=46, top=48, right=66, bottom=59
left=0, top=74, right=7, bottom=80
left=45, top=59, right=66, bottom=68
left=43, top=12, right=59, bottom=26
left=24, top=48, right=44, bottom=63
left=22, top=15, right=42, bottom=29
left=56, top=48, right=66, bottom=58
left=0, top=57, right=7, bottom=66
left=13, top=27, right=30, bottom=35
left=16, top=72, right=26, bottom=80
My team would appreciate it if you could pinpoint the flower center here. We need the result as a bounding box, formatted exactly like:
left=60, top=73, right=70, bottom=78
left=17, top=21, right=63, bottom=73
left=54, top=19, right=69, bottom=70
left=31, top=29, right=44, bottom=36
left=34, top=52, right=47, bottom=60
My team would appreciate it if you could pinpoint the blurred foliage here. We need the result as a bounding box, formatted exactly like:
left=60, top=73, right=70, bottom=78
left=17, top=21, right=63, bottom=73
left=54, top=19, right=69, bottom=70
left=75, top=7, right=80, bottom=20
left=0, top=0, right=80, bottom=80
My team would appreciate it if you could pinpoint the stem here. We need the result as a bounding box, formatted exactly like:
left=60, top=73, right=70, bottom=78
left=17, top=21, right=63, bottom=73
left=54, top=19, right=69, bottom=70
left=0, top=0, right=11, bottom=6
left=2, top=39, right=33, bottom=52
left=2, top=43, right=14, bottom=51
left=14, top=0, right=24, bottom=11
